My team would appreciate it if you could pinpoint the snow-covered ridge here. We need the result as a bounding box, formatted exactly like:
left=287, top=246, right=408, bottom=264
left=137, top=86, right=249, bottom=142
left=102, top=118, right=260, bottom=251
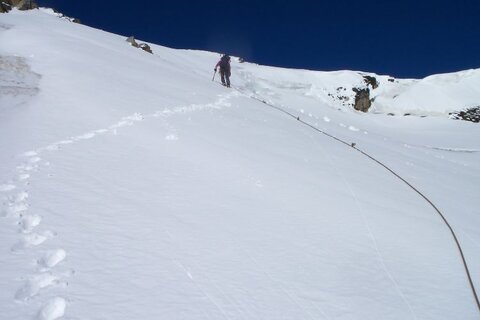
left=234, top=62, right=480, bottom=117
left=373, top=68, right=480, bottom=115
left=2, top=8, right=480, bottom=119
left=1, top=8, right=479, bottom=320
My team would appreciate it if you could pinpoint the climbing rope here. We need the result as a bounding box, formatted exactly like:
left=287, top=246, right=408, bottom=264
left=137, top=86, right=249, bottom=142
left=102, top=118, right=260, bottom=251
left=232, top=85, right=480, bottom=315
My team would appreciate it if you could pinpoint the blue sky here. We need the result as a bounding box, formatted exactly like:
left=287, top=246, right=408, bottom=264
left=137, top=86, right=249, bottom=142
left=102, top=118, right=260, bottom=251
left=37, top=0, right=479, bottom=78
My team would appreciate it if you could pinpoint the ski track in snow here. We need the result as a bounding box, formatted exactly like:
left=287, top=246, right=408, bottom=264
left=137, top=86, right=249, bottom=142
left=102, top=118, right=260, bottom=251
left=0, top=92, right=238, bottom=319
left=305, top=133, right=419, bottom=320
left=166, top=229, right=253, bottom=320
left=242, top=249, right=331, bottom=320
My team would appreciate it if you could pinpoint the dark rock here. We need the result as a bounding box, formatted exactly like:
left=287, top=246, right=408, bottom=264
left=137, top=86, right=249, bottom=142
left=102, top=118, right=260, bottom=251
left=450, top=106, right=480, bottom=123
left=126, top=36, right=153, bottom=54
left=9, top=0, right=38, bottom=10
left=388, top=78, right=395, bottom=82
left=139, top=43, right=153, bottom=54
left=0, top=2, right=81, bottom=23
left=327, top=87, right=353, bottom=108
left=352, top=87, right=371, bottom=112
left=126, top=36, right=139, bottom=48
left=363, top=75, right=379, bottom=89
left=0, top=1, right=13, bottom=12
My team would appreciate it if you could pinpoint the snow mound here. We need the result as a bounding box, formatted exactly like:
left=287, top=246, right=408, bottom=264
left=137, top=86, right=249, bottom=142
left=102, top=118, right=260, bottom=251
left=373, top=69, right=480, bottom=115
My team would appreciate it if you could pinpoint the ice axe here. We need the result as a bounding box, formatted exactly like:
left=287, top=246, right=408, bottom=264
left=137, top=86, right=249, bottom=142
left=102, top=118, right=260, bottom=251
left=212, top=69, right=217, bottom=81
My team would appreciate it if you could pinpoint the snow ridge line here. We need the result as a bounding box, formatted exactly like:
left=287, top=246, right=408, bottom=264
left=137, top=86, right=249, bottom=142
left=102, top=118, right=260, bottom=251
left=175, top=260, right=233, bottom=320
left=0, top=92, right=237, bottom=320
left=232, top=86, right=480, bottom=316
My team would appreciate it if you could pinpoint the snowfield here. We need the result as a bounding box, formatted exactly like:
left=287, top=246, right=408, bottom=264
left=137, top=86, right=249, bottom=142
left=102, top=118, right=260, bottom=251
left=1, top=8, right=480, bottom=320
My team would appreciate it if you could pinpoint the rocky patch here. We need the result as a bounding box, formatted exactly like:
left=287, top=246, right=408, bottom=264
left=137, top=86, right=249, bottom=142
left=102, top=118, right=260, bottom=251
left=350, top=75, right=379, bottom=112
left=0, top=0, right=37, bottom=13
left=139, top=43, right=152, bottom=54
left=126, top=36, right=153, bottom=54
left=0, top=56, right=41, bottom=109
left=327, top=86, right=351, bottom=107
left=450, top=107, right=480, bottom=123
left=0, top=1, right=12, bottom=12
left=352, top=87, right=371, bottom=112
left=363, top=75, right=379, bottom=89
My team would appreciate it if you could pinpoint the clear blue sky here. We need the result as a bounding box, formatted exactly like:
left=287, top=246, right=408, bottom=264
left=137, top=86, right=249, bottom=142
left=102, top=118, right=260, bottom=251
left=38, top=0, right=479, bottom=78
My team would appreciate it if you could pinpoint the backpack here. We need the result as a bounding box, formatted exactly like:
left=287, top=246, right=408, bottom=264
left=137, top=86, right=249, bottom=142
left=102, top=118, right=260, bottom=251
left=219, top=55, right=230, bottom=68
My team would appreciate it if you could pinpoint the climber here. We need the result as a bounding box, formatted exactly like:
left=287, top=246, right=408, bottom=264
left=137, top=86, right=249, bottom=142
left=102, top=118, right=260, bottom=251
left=214, top=54, right=231, bottom=87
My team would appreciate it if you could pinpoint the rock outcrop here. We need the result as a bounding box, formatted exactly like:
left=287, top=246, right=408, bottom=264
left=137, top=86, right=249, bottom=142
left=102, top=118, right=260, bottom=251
left=0, top=0, right=38, bottom=12
left=450, top=107, right=480, bottom=123
left=363, top=75, right=379, bottom=89
left=1, top=3, right=82, bottom=23
left=126, top=36, right=153, bottom=54
left=0, top=2, right=11, bottom=12
left=126, top=36, right=139, bottom=48
left=352, top=88, right=371, bottom=112
left=139, top=43, right=152, bottom=54
left=350, top=75, right=378, bottom=112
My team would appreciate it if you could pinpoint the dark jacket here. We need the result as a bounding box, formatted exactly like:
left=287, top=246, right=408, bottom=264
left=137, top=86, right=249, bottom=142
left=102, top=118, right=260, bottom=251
left=215, top=56, right=231, bottom=72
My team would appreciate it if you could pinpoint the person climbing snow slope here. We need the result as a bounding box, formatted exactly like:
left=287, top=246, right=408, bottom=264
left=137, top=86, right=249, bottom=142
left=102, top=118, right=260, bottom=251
left=215, top=54, right=231, bottom=87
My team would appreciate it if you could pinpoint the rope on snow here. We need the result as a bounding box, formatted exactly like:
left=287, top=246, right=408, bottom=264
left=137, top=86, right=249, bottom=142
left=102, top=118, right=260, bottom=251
left=231, top=85, right=480, bottom=315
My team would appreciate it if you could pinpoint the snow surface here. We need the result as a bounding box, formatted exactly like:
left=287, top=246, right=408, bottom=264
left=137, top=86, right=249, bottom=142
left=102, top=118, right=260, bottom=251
left=1, top=9, right=480, bottom=320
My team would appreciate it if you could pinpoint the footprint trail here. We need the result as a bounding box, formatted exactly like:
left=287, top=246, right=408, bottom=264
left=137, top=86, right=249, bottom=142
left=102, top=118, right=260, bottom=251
left=0, top=92, right=239, bottom=319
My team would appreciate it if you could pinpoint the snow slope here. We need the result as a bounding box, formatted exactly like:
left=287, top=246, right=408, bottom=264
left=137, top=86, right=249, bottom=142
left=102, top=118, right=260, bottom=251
left=1, top=8, right=479, bottom=320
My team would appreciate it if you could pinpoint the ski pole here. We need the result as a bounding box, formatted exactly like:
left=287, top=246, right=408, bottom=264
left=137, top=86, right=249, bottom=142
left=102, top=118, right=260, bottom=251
left=212, top=69, right=216, bottom=81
